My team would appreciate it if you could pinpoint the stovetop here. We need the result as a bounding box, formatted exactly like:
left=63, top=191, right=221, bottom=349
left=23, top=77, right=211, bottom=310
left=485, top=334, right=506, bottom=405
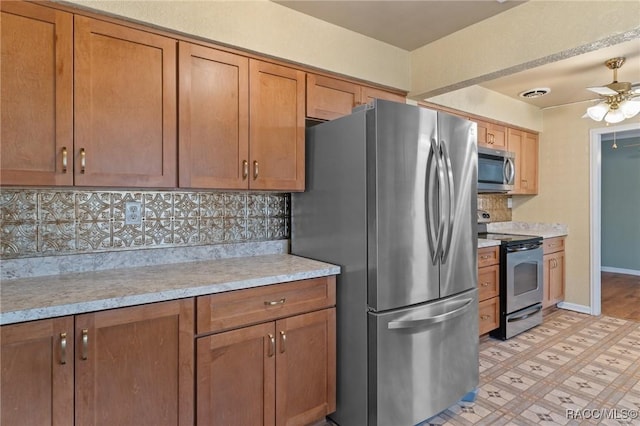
left=479, top=232, right=543, bottom=246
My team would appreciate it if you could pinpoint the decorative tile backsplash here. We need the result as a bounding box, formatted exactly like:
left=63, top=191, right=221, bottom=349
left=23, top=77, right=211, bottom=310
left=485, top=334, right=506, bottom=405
left=0, top=189, right=289, bottom=259
left=478, top=193, right=512, bottom=222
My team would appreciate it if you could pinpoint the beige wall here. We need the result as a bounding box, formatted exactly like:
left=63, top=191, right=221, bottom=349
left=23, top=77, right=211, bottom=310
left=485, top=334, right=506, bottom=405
left=426, top=86, right=543, bottom=131
left=410, top=0, right=640, bottom=100
left=511, top=102, right=612, bottom=308
left=61, top=0, right=411, bottom=91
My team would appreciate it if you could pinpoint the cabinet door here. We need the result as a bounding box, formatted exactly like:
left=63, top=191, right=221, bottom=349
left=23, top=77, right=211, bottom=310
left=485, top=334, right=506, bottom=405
left=508, top=128, right=538, bottom=195
left=74, top=16, right=177, bottom=187
left=197, top=322, right=276, bottom=426
left=178, top=42, right=249, bottom=189
left=361, top=86, right=405, bottom=105
left=487, top=123, right=507, bottom=150
left=306, top=74, right=361, bottom=121
left=543, top=251, right=565, bottom=308
left=1, top=2, right=73, bottom=185
left=75, top=299, right=194, bottom=426
left=1, top=317, right=74, bottom=426
left=507, top=128, right=523, bottom=194
left=521, top=131, right=539, bottom=194
left=275, top=308, right=336, bottom=426
left=249, top=60, right=305, bottom=191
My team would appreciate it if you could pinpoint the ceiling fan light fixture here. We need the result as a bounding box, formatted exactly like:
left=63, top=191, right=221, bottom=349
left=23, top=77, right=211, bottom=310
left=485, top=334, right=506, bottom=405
left=584, top=57, right=640, bottom=124
left=604, top=108, right=625, bottom=124
left=620, top=99, right=640, bottom=118
left=586, top=102, right=608, bottom=121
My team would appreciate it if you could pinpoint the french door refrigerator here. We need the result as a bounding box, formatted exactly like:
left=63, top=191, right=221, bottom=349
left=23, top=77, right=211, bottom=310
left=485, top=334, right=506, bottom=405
left=291, top=99, right=478, bottom=426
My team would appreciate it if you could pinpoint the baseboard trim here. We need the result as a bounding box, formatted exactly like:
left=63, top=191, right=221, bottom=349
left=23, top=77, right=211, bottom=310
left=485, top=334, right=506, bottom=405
left=557, top=302, right=593, bottom=315
left=601, top=266, right=640, bottom=277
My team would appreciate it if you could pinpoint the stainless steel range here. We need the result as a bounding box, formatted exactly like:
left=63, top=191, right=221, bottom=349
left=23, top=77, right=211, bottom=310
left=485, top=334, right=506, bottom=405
left=478, top=222, right=544, bottom=339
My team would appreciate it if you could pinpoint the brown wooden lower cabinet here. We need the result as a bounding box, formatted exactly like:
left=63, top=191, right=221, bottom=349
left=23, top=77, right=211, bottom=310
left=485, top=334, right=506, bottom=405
left=1, top=316, right=74, bottom=426
left=0, top=299, right=194, bottom=426
left=196, top=277, right=337, bottom=426
left=543, top=237, right=566, bottom=309
left=477, top=246, right=500, bottom=335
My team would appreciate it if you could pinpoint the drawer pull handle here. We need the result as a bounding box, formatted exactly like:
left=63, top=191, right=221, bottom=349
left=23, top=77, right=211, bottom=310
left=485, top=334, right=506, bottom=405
left=264, top=298, right=286, bottom=306
left=267, top=333, right=275, bottom=357
left=60, top=333, right=67, bottom=365
left=62, top=147, right=68, bottom=173
left=481, top=282, right=489, bottom=287
left=480, top=255, right=491, bottom=260
left=279, top=331, right=286, bottom=353
left=481, top=315, right=491, bottom=321
left=81, top=329, right=89, bottom=360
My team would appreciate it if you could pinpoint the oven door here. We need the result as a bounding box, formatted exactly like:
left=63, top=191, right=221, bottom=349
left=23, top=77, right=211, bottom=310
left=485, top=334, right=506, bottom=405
left=505, top=244, right=543, bottom=313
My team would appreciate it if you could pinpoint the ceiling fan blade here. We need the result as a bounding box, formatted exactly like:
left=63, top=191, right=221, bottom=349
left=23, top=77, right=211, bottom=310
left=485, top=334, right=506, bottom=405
left=587, top=86, right=618, bottom=96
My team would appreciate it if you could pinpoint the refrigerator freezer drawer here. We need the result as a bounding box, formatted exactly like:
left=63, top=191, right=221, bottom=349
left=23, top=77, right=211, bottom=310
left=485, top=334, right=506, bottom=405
left=368, top=289, right=479, bottom=426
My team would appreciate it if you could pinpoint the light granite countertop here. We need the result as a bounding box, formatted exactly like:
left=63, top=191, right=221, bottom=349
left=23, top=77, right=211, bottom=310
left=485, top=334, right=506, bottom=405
left=0, top=254, right=340, bottom=326
left=487, top=221, right=568, bottom=239
left=478, top=238, right=501, bottom=248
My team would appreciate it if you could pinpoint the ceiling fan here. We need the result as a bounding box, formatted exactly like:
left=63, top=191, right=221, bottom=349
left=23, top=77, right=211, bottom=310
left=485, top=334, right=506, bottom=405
left=584, top=57, right=640, bottom=123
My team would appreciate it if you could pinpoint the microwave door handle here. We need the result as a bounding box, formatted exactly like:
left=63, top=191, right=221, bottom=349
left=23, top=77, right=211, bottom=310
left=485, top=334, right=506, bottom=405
left=387, top=299, right=473, bottom=329
left=440, top=140, right=455, bottom=263
left=504, top=157, right=515, bottom=184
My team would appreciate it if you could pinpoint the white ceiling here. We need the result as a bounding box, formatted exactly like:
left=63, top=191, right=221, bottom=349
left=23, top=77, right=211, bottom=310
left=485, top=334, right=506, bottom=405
left=274, top=0, right=640, bottom=110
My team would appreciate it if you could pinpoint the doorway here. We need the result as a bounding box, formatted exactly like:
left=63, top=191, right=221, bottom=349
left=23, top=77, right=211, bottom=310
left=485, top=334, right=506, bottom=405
left=589, top=122, right=640, bottom=317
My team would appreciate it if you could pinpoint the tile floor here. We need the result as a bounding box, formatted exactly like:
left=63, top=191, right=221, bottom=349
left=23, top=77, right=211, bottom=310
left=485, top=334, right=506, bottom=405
left=424, top=309, right=640, bottom=425
left=323, top=309, right=640, bottom=425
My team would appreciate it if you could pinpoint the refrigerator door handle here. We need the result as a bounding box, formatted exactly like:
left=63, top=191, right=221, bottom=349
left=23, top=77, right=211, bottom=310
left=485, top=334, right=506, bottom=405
left=439, top=140, right=455, bottom=263
left=387, top=299, right=473, bottom=329
left=425, top=138, right=442, bottom=264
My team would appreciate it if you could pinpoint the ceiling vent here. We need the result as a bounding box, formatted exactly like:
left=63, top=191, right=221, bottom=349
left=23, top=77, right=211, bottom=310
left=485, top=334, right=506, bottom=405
left=519, top=88, right=550, bottom=99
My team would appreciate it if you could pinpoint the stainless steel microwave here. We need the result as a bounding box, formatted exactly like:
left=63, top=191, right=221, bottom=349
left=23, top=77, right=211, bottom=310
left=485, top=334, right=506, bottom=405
left=477, top=146, right=515, bottom=193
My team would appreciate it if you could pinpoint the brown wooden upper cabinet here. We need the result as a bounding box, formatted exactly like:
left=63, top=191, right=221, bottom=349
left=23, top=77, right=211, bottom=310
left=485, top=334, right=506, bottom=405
left=507, top=128, right=539, bottom=195
left=306, top=73, right=405, bottom=121
left=179, top=45, right=305, bottom=191
left=250, top=60, right=306, bottom=191
left=476, top=120, right=507, bottom=150
left=178, top=42, right=249, bottom=189
left=74, top=16, right=177, bottom=187
left=0, top=1, right=74, bottom=186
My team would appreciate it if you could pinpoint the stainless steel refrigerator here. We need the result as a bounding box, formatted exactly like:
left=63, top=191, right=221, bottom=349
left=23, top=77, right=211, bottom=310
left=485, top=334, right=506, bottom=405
left=291, top=99, right=478, bottom=426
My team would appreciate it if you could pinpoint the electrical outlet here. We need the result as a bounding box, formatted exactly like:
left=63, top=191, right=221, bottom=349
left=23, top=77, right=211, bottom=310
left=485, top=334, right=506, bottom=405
left=125, top=201, right=142, bottom=225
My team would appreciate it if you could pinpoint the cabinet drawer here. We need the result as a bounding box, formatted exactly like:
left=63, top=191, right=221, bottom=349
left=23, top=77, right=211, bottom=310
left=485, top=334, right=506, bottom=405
left=543, top=237, right=565, bottom=255
left=477, top=246, right=499, bottom=268
left=478, top=264, right=499, bottom=301
left=197, top=276, right=336, bottom=334
left=478, top=297, right=499, bottom=335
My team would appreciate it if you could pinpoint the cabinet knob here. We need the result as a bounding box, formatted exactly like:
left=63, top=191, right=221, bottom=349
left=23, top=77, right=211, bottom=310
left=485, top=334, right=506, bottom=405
left=481, top=282, right=489, bottom=287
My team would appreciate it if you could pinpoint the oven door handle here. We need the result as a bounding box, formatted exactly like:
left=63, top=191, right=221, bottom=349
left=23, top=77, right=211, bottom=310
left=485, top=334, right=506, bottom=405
left=387, top=299, right=473, bottom=329
left=507, top=304, right=542, bottom=323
